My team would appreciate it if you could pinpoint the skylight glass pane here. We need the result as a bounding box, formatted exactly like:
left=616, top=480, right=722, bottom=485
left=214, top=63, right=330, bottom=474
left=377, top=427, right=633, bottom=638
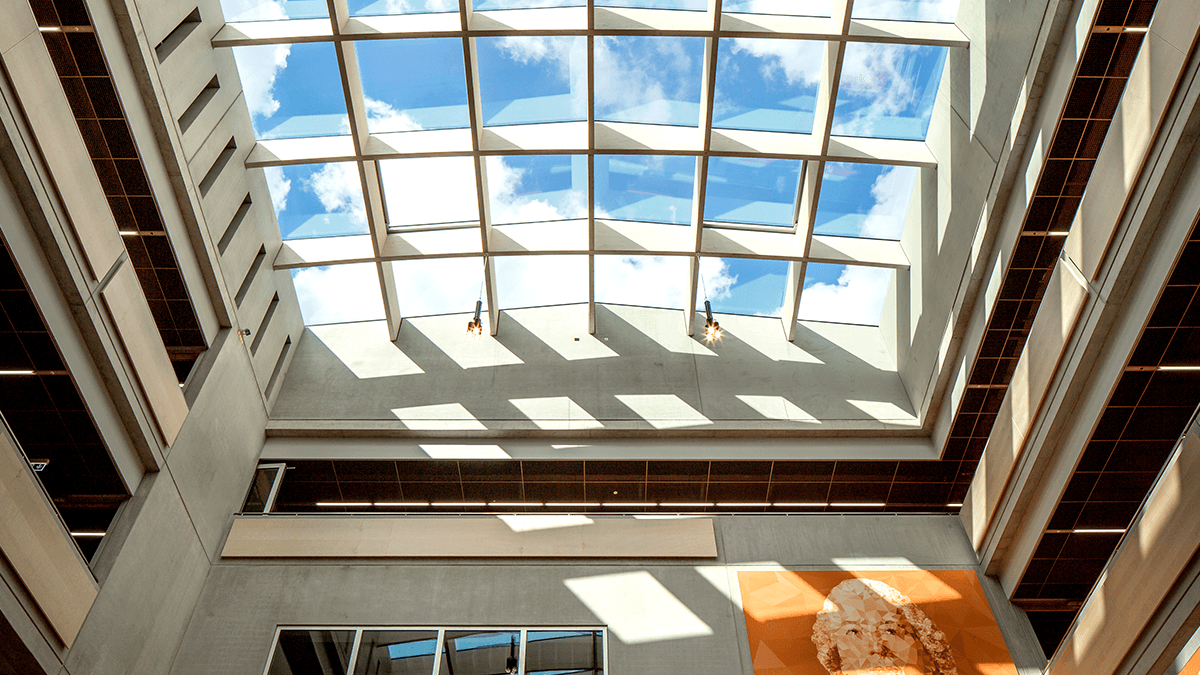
left=488, top=155, right=588, bottom=225
left=391, top=257, right=487, bottom=318
left=349, top=0, right=456, bottom=15
left=831, top=43, right=947, bottom=140
left=233, top=42, right=347, bottom=140
left=596, top=0, right=705, bottom=8
left=595, top=155, right=694, bottom=225
left=595, top=255, right=688, bottom=310
left=477, top=37, right=586, bottom=126
left=264, top=163, right=367, bottom=240
left=355, top=630, right=439, bottom=675
left=524, top=631, right=603, bottom=675
left=723, top=0, right=831, bottom=16
left=220, top=0, right=327, bottom=22
left=496, top=255, right=587, bottom=309
left=851, top=0, right=960, bottom=22
left=595, top=37, right=704, bottom=126
left=474, top=0, right=583, bottom=9
left=356, top=39, right=469, bottom=132
left=713, top=38, right=821, bottom=134
left=380, top=157, right=479, bottom=227
left=700, top=258, right=788, bottom=317
left=798, top=263, right=893, bottom=326
left=814, top=162, right=919, bottom=239
left=291, top=263, right=385, bottom=325
left=704, top=156, right=801, bottom=227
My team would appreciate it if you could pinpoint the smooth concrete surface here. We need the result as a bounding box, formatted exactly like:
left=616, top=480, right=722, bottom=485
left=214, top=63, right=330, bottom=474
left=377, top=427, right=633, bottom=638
left=272, top=306, right=918, bottom=433
left=170, top=515, right=1044, bottom=675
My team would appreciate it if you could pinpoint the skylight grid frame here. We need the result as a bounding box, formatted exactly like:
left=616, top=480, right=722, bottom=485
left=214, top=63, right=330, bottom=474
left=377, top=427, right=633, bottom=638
left=220, top=0, right=961, bottom=333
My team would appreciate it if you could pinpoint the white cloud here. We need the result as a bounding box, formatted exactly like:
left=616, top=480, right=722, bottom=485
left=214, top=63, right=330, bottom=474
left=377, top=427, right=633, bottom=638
left=729, top=38, right=823, bottom=87
left=232, top=43, right=291, bottom=119
left=699, top=257, right=736, bottom=303
left=594, top=37, right=695, bottom=124
left=306, top=163, right=366, bottom=225
left=595, top=256, right=689, bottom=310
left=486, top=156, right=588, bottom=225
left=380, top=156, right=478, bottom=226
left=364, top=96, right=422, bottom=133
left=798, top=266, right=892, bottom=325
left=219, top=0, right=286, bottom=22
left=492, top=36, right=586, bottom=119
left=859, top=166, right=919, bottom=239
left=292, top=263, right=386, bottom=325
left=495, top=255, right=588, bottom=309
left=725, top=0, right=833, bottom=15
left=263, top=166, right=291, bottom=214
left=390, top=257, right=487, bottom=318
left=851, top=0, right=959, bottom=22
left=835, top=42, right=946, bottom=137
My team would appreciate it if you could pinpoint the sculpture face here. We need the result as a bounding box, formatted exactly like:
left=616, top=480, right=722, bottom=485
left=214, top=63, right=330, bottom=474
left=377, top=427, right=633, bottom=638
left=819, top=580, right=932, bottom=675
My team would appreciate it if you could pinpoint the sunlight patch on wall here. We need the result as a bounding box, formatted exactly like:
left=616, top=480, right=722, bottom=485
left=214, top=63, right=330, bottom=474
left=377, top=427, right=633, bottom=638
left=508, top=305, right=619, bottom=361
left=311, top=321, right=423, bottom=379
left=615, top=394, right=712, bottom=429
left=847, top=398, right=917, bottom=423
left=736, top=395, right=819, bottom=423
left=393, top=403, right=487, bottom=430
left=418, top=444, right=510, bottom=459
left=605, top=304, right=716, bottom=357
left=723, top=316, right=824, bottom=364
left=497, top=515, right=594, bottom=533
left=510, top=396, right=604, bottom=430
left=564, top=571, right=713, bottom=644
left=407, top=314, right=523, bottom=369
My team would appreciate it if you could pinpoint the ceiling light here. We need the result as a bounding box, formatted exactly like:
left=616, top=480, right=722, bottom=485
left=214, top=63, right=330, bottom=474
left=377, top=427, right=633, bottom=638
left=703, top=300, right=722, bottom=343
left=0, top=370, right=35, bottom=376
left=830, top=502, right=885, bottom=508
left=432, top=502, right=486, bottom=507
left=545, top=502, right=598, bottom=507
left=374, top=502, right=429, bottom=507
left=315, top=502, right=372, bottom=507
left=1158, top=365, right=1200, bottom=371
left=466, top=299, right=483, bottom=339
left=490, top=502, right=543, bottom=507
left=70, top=531, right=105, bottom=537
left=602, top=502, right=657, bottom=507
left=773, top=502, right=828, bottom=508
left=505, top=636, right=519, bottom=674
left=717, top=502, right=771, bottom=507
left=659, top=502, right=713, bottom=507
left=118, top=230, right=139, bottom=236
left=1073, top=528, right=1126, bottom=534
left=947, top=503, right=963, bottom=507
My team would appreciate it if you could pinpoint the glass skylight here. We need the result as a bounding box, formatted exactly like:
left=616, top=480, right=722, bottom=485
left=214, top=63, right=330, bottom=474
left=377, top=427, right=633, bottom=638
left=219, top=0, right=957, bottom=331
left=813, top=162, right=919, bottom=239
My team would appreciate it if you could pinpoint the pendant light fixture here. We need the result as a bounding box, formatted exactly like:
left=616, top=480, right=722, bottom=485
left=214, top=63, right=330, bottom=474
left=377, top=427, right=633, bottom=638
left=505, top=635, right=519, bottom=674
left=467, top=261, right=485, bottom=339
left=699, top=268, right=722, bottom=343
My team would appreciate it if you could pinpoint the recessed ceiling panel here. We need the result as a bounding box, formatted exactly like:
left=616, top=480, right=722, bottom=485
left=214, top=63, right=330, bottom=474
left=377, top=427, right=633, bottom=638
left=390, top=257, right=488, bottom=318
left=595, top=155, right=695, bottom=225
left=704, top=156, right=801, bottom=227
left=265, top=162, right=369, bottom=240
left=594, top=37, right=705, bottom=127
left=487, top=155, right=588, bottom=225
left=291, top=263, right=386, bottom=325
left=380, top=157, right=480, bottom=227
left=713, top=38, right=821, bottom=134
left=798, top=262, right=893, bottom=326
left=814, top=162, right=919, bottom=240
left=233, top=42, right=348, bottom=140
left=700, top=257, right=788, bottom=317
left=477, top=37, right=587, bottom=126
left=851, top=0, right=960, bottom=22
left=595, top=255, right=689, bottom=310
left=355, top=39, right=470, bottom=132
left=495, top=255, right=588, bottom=309
left=220, top=0, right=327, bottom=21
left=831, top=43, right=947, bottom=141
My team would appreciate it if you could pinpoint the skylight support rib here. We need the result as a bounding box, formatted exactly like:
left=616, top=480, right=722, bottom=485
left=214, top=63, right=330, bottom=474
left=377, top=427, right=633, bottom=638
left=684, top=0, right=722, bottom=337
left=586, top=0, right=596, bottom=335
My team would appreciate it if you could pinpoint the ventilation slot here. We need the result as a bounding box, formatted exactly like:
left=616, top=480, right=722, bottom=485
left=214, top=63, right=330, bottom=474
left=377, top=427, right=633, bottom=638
left=264, top=337, right=292, bottom=400
left=218, top=195, right=252, bottom=256
left=250, top=294, right=278, bottom=355
left=178, top=76, right=219, bottom=133
left=235, top=246, right=265, bottom=308
left=198, top=138, right=236, bottom=197
left=155, top=8, right=201, bottom=62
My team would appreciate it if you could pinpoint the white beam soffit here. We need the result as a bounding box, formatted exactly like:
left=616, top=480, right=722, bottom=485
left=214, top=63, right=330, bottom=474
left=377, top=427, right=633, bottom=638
left=220, top=0, right=958, bottom=329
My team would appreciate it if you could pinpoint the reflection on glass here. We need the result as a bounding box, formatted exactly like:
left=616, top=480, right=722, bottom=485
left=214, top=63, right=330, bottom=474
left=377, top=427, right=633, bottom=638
left=355, top=630, right=441, bottom=675
left=595, top=0, right=704, bottom=8
left=851, top=0, right=960, bottom=22
left=268, top=630, right=355, bottom=675
left=714, top=38, right=821, bottom=134
left=350, top=0, right=458, bottom=15
left=495, top=256, right=587, bottom=309
left=265, top=163, right=367, bottom=240
left=831, top=43, right=947, bottom=140
left=474, top=0, right=584, bottom=10
left=439, top=631, right=521, bottom=675
left=487, top=156, right=588, bottom=225
left=704, top=156, right=801, bottom=227
left=700, top=258, right=788, bottom=317
left=233, top=42, right=348, bottom=140
left=390, top=258, right=488, bottom=318
left=595, top=155, right=694, bottom=225
left=525, top=631, right=604, bottom=675
left=477, top=37, right=587, bottom=125
left=380, top=157, right=479, bottom=227
left=291, top=263, right=386, bottom=325
left=220, top=0, right=327, bottom=22
left=799, top=263, right=893, bottom=326
left=594, top=37, right=704, bottom=126
left=595, top=256, right=689, bottom=310
left=356, top=39, right=469, bottom=131
left=814, top=162, right=918, bottom=240
left=723, top=0, right=831, bottom=15
left=242, top=465, right=280, bottom=512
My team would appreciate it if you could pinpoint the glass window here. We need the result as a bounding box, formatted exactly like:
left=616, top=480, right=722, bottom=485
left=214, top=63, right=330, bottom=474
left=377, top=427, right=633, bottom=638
left=474, top=0, right=584, bottom=8
left=723, top=0, right=831, bottom=16
left=242, top=464, right=283, bottom=513
left=704, top=156, right=801, bottom=227
left=525, top=631, right=604, bottom=675
left=813, top=162, right=919, bottom=239
left=700, top=258, right=788, bottom=317
left=594, top=255, right=689, bottom=310
left=713, top=38, right=821, bottom=134
left=798, top=262, right=893, bottom=326
left=831, top=43, right=947, bottom=141
left=380, top=157, right=479, bottom=227
left=477, top=37, right=587, bottom=126
left=390, top=258, right=488, bottom=318
left=495, top=256, right=588, bottom=309
left=350, top=0, right=458, bottom=15
left=291, top=263, right=386, bottom=325
left=851, top=0, right=960, bottom=23
left=594, top=37, right=704, bottom=127
left=355, top=630, right=441, bottom=675
left=233, top=42, right=348, bottom=140
left=595, top=155, right=694, bottom=225
left=268, top=630, right=356, bottom=675
left=220, top=0, right=327, bottom=22
left=356, top=39, right=470, bottom=132
left=265, top=163, right=368, bottom=240
left=487, top=156, right=588, bottom=225
left=440, top=631, right=521, bottom=675
left=595, top=0, right=705, bottom=8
